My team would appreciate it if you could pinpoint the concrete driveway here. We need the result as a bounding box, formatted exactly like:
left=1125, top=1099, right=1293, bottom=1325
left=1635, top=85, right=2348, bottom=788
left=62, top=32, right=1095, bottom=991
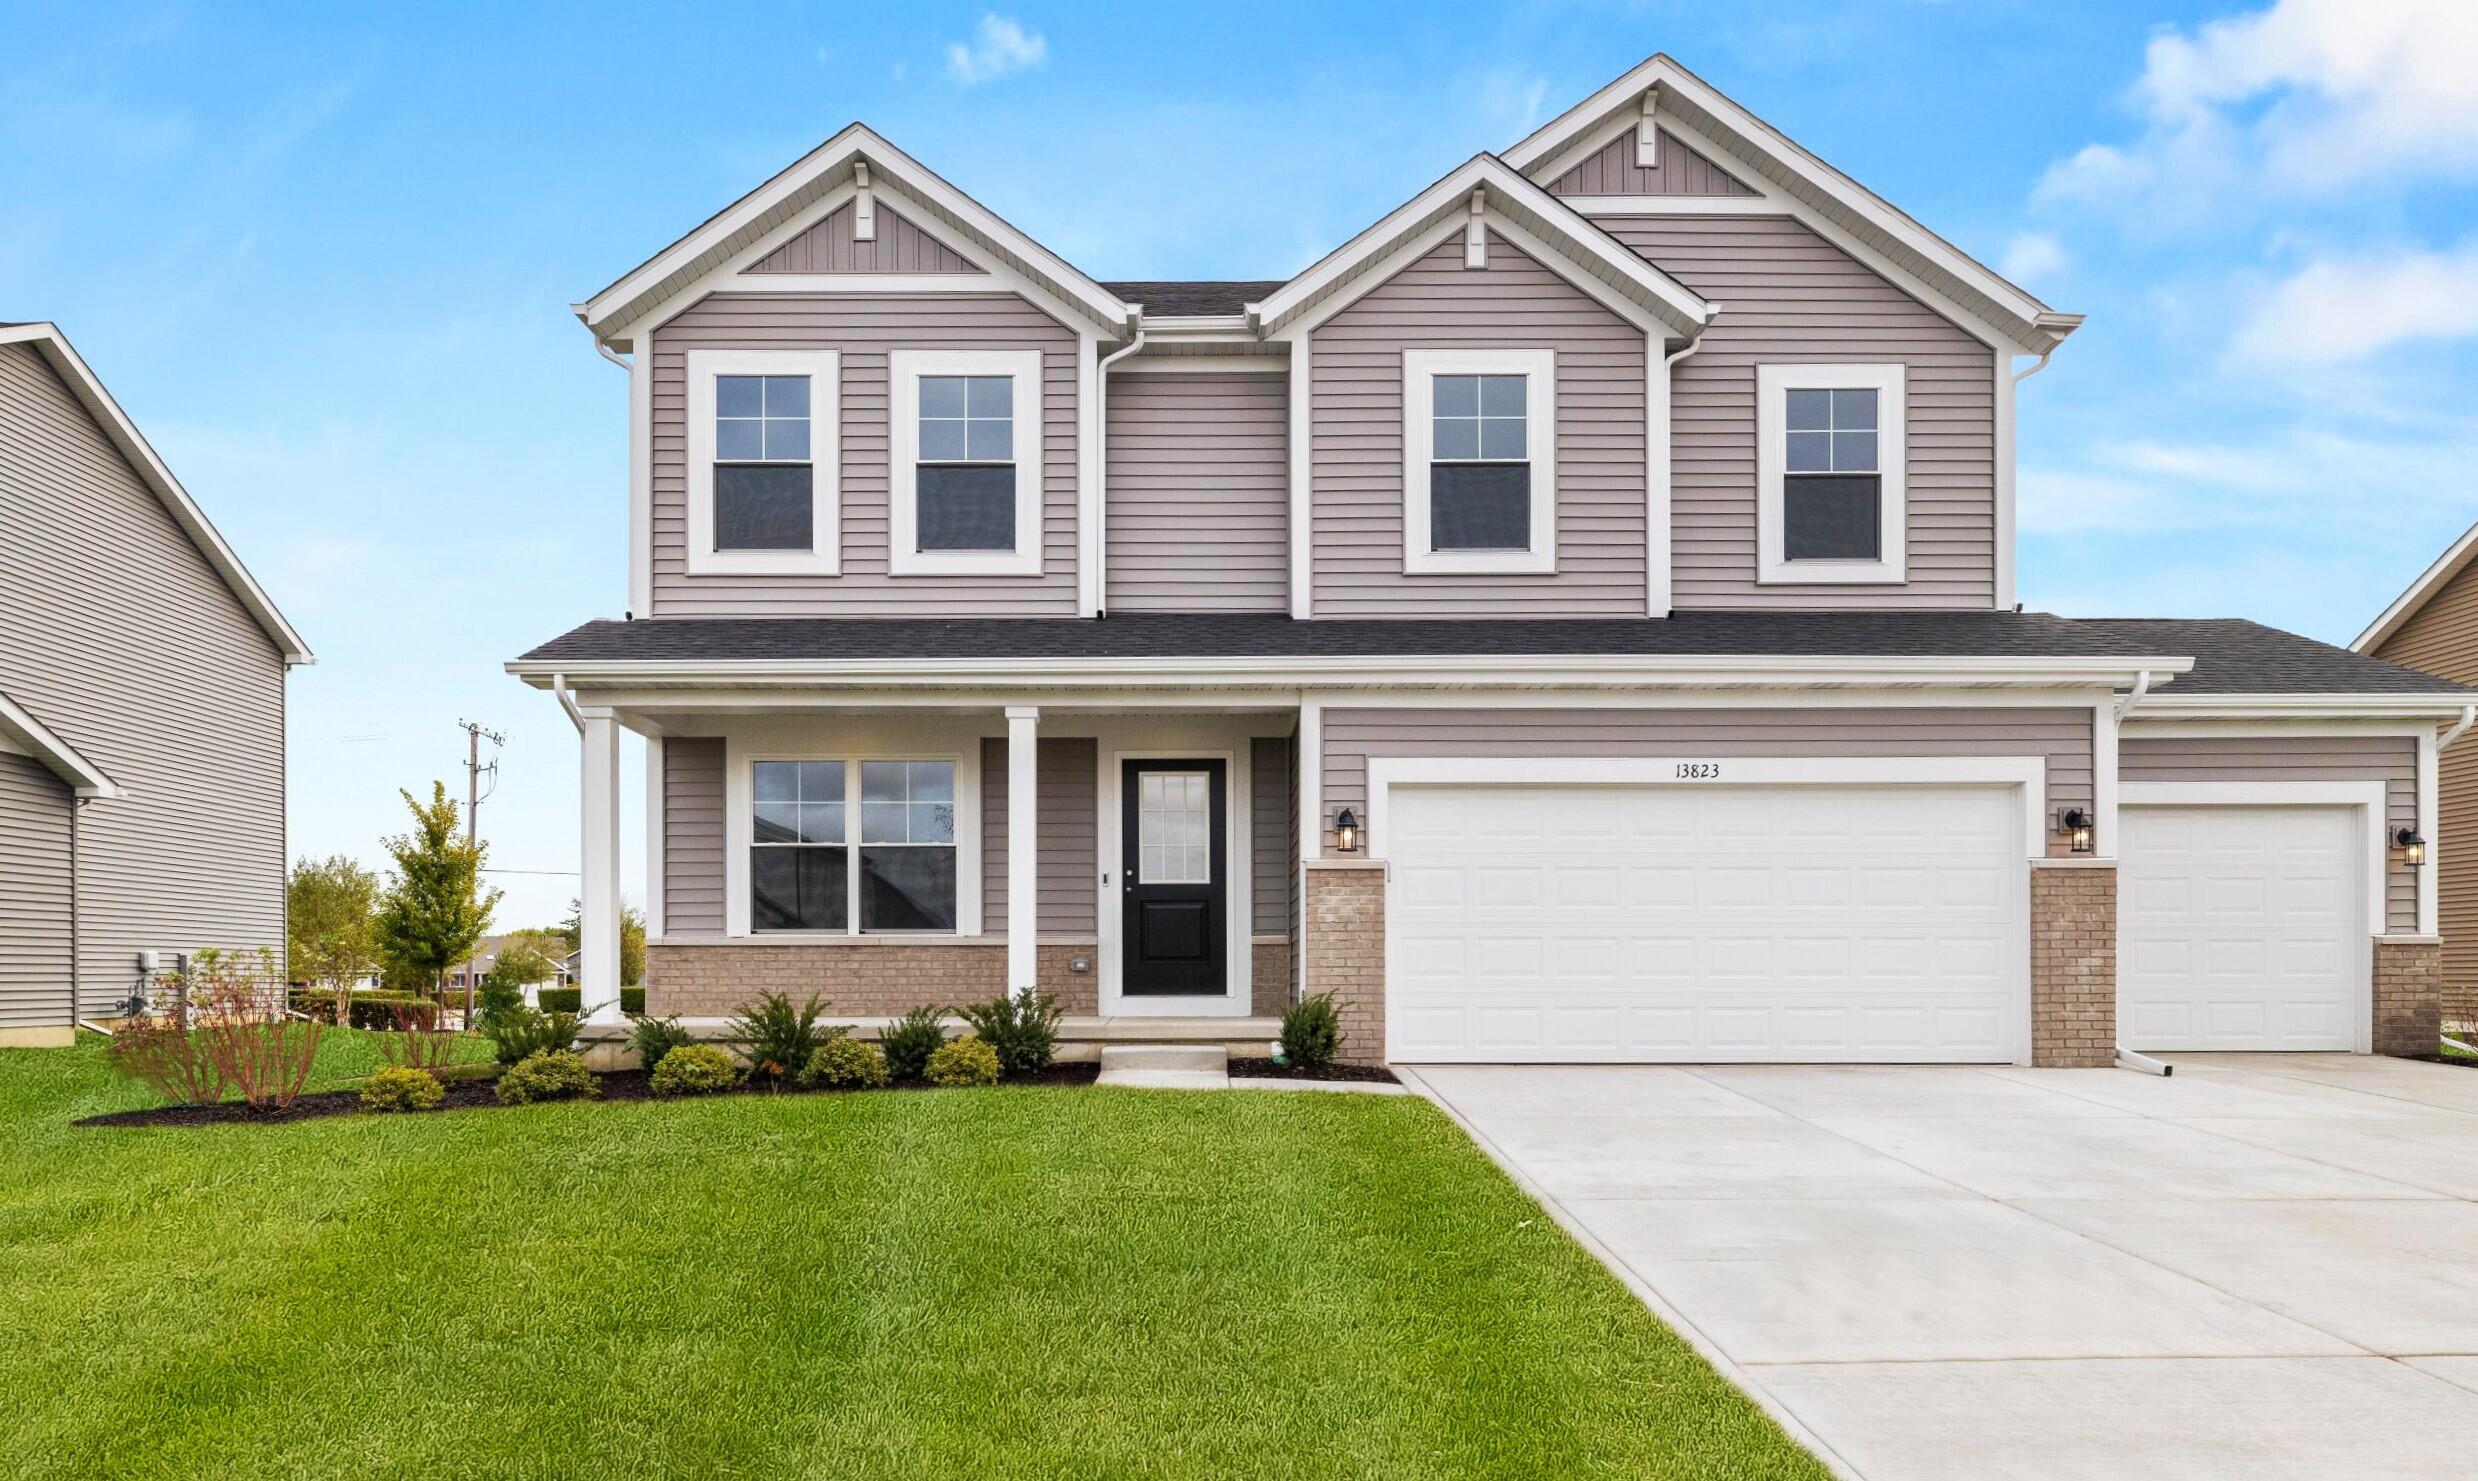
left=1407, top=1055, right=2478, bottom=1481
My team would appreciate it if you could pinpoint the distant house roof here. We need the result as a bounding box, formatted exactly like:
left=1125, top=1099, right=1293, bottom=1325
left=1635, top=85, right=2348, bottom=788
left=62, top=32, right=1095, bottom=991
left=0, top=323, right=312, bottom=665
left=1100, top=281, right=1285, bottom=317
left=2353, top=519, right=2478, bottom=655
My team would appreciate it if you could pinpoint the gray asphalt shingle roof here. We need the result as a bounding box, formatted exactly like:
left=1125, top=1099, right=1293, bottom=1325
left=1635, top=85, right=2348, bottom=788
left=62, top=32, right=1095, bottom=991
left=1099, top=281, right=1284, bottom=316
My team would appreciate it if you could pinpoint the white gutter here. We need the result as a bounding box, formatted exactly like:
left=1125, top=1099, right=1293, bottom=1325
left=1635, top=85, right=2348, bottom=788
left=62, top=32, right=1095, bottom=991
left=1666, top=308, right=1720, bottom=370
left=550, top=672, right=587, bottom=734
left=2442, top=704, right=2478, bottom=751
left=1091, top=327, right=1149, bottom=614
left=2115, top=668, right=2154, bottom=721
left=2129, top=692, right=2478, bottom=719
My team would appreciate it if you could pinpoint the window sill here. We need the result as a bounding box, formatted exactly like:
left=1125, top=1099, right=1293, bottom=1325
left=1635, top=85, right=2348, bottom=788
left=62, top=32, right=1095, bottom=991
left=1756, top=559, right=1907, bottom=585
left=685, top=549, right=842, bottom=577
left=1403, top=548, right=1557, bottom=576
left=886, top=548, right=1043, bottom=577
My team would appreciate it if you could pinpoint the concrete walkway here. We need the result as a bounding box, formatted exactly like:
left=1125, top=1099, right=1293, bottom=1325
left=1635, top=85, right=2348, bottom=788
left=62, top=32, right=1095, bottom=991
left=1408, top=1055, right=2478, bottom=1481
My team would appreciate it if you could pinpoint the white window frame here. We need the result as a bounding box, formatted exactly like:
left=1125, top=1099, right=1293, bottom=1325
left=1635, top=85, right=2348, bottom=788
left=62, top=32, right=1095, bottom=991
left=733, top=751, right=975, bottom=939
left=1401, top=348, right=1556, bottom=575
left=685, top=349, right=841, bottom=577
left=889, top=348, right=1044, bottom=576
left=1756, top=362, right=1906, bottom=585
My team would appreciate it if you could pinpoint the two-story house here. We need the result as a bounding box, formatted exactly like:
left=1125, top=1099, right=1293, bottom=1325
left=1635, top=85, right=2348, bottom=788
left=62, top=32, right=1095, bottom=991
left=513, top=54, right=2472, bottom=1068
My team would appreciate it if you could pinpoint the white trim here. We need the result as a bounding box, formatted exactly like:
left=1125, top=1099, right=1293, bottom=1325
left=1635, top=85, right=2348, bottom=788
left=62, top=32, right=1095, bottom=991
left=1645, top=332, right=1673, bottom=617
left=645, top=733, right=666, bottom=930
left=1075, top=331, right=1101, bottom=615
left=1006, top=706, right=1040, bottom=991
left=584, top=685, right=2118, bottom=717
left=887, top=348, right=1045, bottom=576
left=683, top=349, right=841, bottom=577
left=2354, top=517, right=2478, bottom=653
left=1401, top=348, right=1556, bottom=575
left=1755, top=362, right=1906, bottom=585
left=2092, top=698, right=2119, bottom=861
left=579, top=712, right=625, bottom=1025
left=722, top=738, right=982, bottom=941
left=627, top=340, right=652, bottom=614
left=1095, top=723, right=1259, bottom=1019
left=1289, top=333, right=1313, bottom=618
left=720, top=272, right=1000, bottom=294
left=1110, top=353, right=1287, bottom=375
left=2129, top=694, right=2478, bottom=719
left=1637, top=90, right=1661, bottom=169
left=0, top=323, right=312, bottom=664
left=2121, top=718, right=2442, bottom=737
left=1552, top=195, right=1788, bottom=216
left=1993, top=354, right=2017, bottom=610
left=2119, top=781, right=2389, bottom=951
left=2419, top=725, right=2440, bottom=936
left=0, top=690, right=120, bottom=797
left=1299, top=699, right=1324, bottom=862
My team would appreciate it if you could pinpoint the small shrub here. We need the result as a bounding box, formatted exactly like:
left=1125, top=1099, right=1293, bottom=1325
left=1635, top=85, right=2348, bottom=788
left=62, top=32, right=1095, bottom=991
left=495, top=1050, right=598, bottom=1106
left=188, top=949, right=322, bottom=1111
left=802, top=1037, right=889, bottom=1089
left=924, top=1035, right=1001, bottom=1088
left=104, top=1013, right=228, bottom=1107
left=535, top=987, right=581, bottom=1015
left=725, top=991, right=831, bottom=1085
left=360, top=1064, right=445, bottom=1113
left=956, top=990, right=1063, bottom=1076
left=621, top=986, right=646, bottom=1017
left=483, top=1005, right=582, bottom=1067
left=879, top=1004, right=948, bottom=1082
left=378, top=998, right=466, bottom=1073
left=476, top=977, right=523, bottom=1026
left=1278, top=994, right=1343, bottom=1073
left=627, top=1014, right=695, bottom=1073
left=650, top=1044, right=739, bottom=1097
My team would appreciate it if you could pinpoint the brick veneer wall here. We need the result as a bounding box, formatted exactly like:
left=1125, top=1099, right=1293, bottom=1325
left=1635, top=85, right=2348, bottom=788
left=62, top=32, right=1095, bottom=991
left=1304, top=864, right=1387, bottom=1064
left=647, top=941, right=1099, bottom=1017
left=2373, top=936, right=2443, bottom=1058
left=2031, top=861, right=2116, bottom=1068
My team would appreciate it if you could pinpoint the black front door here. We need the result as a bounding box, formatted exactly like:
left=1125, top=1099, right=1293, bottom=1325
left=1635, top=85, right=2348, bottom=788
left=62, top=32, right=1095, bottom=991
left=1121, top=759, right=1227, bottom=995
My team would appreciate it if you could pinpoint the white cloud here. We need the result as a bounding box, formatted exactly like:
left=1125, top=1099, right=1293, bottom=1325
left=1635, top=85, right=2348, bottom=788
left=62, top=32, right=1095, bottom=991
left=1999, top=232, right=2067, bottom=283
left=2228, top=239, right=2478, bottom=365
left=2021, top=422, right=2478, bottom=538
left=945, top=14, right=1046, bottom=86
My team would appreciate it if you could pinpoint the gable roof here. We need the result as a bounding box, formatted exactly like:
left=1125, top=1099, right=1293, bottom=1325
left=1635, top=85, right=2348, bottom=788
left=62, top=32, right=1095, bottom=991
left=1503, top=54, right=2079, bottom=355
left=1245, top=153, right=1711, bottom=340
left=0, top=688, right=120, bottom=797
left=0, top=323, right=312, bottom=667
left=1102, top=281, right=1285, bottom=317
left=575, top=124, right=1135, bottom=343
left=2353, top=519, right=2478, bottom=654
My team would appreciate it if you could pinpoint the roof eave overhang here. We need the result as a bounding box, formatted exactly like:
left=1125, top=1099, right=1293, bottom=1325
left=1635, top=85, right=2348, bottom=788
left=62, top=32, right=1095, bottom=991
left=2352, top=519, right=2478, bottom=654
left=0, top=691, right=122, bottom=797
left=2128, top=693, right=2478, bottom=720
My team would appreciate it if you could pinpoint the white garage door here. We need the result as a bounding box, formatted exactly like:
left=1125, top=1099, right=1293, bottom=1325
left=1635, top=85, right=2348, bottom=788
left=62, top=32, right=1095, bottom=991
left=1387, top=784, right=2024, bottom=1063
left=2120, top=805, right=2362, bottom=1051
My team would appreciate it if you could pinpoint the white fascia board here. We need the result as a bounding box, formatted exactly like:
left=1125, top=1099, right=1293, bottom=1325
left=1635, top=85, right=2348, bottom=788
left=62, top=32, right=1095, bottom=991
left=2353, top=518, right=2478, bottom=653
left=0, top=324, right=314, bottom=665
left=2131, top=692, right=2478, bottom=719
left=0, top=690, right=121, bottom=797
left=1246, top=154, right=1709, bottom=340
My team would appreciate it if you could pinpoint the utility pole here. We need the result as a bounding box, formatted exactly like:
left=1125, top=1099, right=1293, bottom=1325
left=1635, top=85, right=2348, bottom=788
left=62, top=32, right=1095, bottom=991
left=457, top=719, right=505, bottom=1026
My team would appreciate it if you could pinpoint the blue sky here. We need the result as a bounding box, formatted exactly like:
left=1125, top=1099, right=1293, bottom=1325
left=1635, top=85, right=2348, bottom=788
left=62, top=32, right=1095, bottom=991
left=8, top=1, right=2475, bottom=926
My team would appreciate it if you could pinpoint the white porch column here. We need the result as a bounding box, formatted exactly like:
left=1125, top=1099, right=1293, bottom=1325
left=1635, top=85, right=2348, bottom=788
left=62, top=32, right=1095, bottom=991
left=1006, top=705, right=1039, bottom=996
left=579, top=709, right=625, bottom=1026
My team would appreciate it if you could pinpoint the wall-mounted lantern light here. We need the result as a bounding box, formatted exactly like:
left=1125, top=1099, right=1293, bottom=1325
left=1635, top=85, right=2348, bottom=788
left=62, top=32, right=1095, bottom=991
left=2058, top=807, right=2095, bottom=855
left=2396, top=827, right=2427, bottom=868
left=1334, top=807, right=1361, bottom=854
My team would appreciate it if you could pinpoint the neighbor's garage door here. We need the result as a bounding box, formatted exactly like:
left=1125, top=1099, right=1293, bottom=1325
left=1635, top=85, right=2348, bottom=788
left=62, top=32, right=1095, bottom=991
left=2119, top=805, right=2361, bottom=1051
left=1386, top=784, right=2024, bottom=1063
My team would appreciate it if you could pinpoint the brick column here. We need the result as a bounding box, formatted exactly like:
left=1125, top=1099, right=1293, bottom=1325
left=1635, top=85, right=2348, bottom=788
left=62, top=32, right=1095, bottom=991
left=2031, top=860, right=2116, bottom=1067
left=2373, top=936, right=2442, bottom=1058
left=1304, top=862, right=1386, bottom=1064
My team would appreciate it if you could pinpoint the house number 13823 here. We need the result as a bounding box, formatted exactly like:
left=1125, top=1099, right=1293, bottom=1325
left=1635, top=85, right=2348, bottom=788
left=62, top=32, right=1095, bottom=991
left=1674, top=762, right=1722, bottom=780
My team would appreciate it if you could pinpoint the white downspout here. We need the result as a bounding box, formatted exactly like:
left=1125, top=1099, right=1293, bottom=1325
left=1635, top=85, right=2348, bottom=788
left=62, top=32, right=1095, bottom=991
left=2441, top=704, right=2477, bottom=753
left=2013, top=343, right=2056, bottom=385
left=2113, top=667, right=2169, bottom=1074
left=2115, top=668, right=2154, bottom=721
left=551, top=671, right=586, bottom=734
left=1665, top=307, right=1719, bottom=372
left=1092, top=325, right=1147, bottom=616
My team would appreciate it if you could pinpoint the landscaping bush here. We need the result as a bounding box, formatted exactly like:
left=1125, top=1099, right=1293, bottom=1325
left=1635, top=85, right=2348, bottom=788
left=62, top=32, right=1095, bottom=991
left=924, top=1035, right=1001, bottom=1088
left=535, top=987, right=581, bottom=1015
left=482, top=1005, right=582, bottom=1067
left=1278, top=993, right=1343, bottom=1073
left=377, top=998, right=465, bottom=1073
left=956, top=990, right=1063, bottom=1076
left=626, top=1014, right=695, bottom=1074
left=188, top=950, right=322, bottom=1111
left=622, top=986, right=645, bottom=1016
left=725, top=991, right=832, bottom=1085
left=650, top=1044, right=739, bottom=1097
left=360, top=1064, right=445, bottom=1113
left=289, top=988, right=420, bottom=1030
left=879, top=1004, right=948, bottom=1082
left=495, top=1050, right=598, bottom=1106
left=104, top=1012, right=228, bottom=1107
left=801, top=1037, right=889, bottom=1090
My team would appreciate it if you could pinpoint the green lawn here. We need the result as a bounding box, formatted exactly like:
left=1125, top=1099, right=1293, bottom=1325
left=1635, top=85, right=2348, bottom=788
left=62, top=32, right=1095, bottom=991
left=0, top=1034, right=1825, bottom=1480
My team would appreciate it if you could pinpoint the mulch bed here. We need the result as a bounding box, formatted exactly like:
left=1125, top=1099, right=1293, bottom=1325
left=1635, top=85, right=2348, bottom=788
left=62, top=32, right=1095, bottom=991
left=1228, top=1058, right=1400, bottom=1085
left=77, top=1060, right=1101, bottom=1129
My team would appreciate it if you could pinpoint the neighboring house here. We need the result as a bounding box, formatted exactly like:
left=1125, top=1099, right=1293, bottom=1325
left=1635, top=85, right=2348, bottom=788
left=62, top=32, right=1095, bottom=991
left=0, top=322, right=313, bottom=1047
left=512, top=54, right=2471, bottom=1067
left=2355, top=525, right=2478, bottom=1024
left=440, top=933, right=577, bottom=998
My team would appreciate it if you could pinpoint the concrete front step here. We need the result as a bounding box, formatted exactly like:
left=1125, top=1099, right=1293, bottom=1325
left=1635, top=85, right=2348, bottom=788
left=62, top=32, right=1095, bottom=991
left=1097, top=1043, right=1229, bottom=1089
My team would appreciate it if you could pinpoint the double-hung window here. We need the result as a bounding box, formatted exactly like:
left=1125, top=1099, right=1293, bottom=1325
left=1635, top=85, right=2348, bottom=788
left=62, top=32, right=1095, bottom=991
left=749, top=758, right=957, bottom=934
left=889, top=349, right=1043, bottom=575
left=1402, top=349, right=1556, bottom=574
left=1757, top=363, right=1906, bottom=583
left=686, top=349, right=841, bottom=575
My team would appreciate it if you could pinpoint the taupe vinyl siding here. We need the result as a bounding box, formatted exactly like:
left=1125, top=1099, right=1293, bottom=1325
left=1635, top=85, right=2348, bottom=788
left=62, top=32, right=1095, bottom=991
left=1310, top=231, right=1648, bottom=616
left=2121, top=734, right=2419, bottom=934
left=1106, top=372, right=1287, bottom=612
left=744, top=200, right=980, bottom=275
left=1250, top=736, right=1290, bottom=936
left=1321, top=707, right=2092, bottom=857
left=649, top=293, right=1080, bottom=617
left=1549, top=129, right=1758, bottom=197
left=661, top=738, right=726, bottom=935
left=982, top=736, right=1098, bottom=935
left=0, top=343, right=287, bottom=1018
left=0, top=753, right=73, bottom=1028
left=2370, top=562, right=2478, bottom=977
left=1596, top=215, right=1997, bottom=609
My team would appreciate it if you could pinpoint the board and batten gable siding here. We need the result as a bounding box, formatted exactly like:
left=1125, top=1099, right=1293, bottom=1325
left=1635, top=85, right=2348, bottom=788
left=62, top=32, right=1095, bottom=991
left=1320, top=707, right=2093, bottom=858
left=1105, top=372, right=1288, bottom=613
left=1250, top=736, right=1291, bottom=937
left=1548, top=128, right=1759, bottom=197
left=981, top=736, right=1098, bottom=935
left=2119, top=733, right=2420, bottom=935
left=1595, top=215, right=1997, bottom=609
left=648, top=293, right=1080, bottom=617
left=0, top=341, right=288, bottom=1015
left=0, top=753, right=73, bottom=1029
left=1310, top=230, right=1649, bottom=617
left=743, top=200, right=981, bottom=275
left=2368, top=562, right=2478, bottom=979
left=661, top=738, right=726, bottom=936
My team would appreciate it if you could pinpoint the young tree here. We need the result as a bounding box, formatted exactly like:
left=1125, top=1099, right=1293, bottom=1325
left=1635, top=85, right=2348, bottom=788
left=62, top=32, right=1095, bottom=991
left=559, top=900, right=647, bottom=986
left=374, top=782, right=501, bottom=1000
left=286, top=856, right=379, bottom=1005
